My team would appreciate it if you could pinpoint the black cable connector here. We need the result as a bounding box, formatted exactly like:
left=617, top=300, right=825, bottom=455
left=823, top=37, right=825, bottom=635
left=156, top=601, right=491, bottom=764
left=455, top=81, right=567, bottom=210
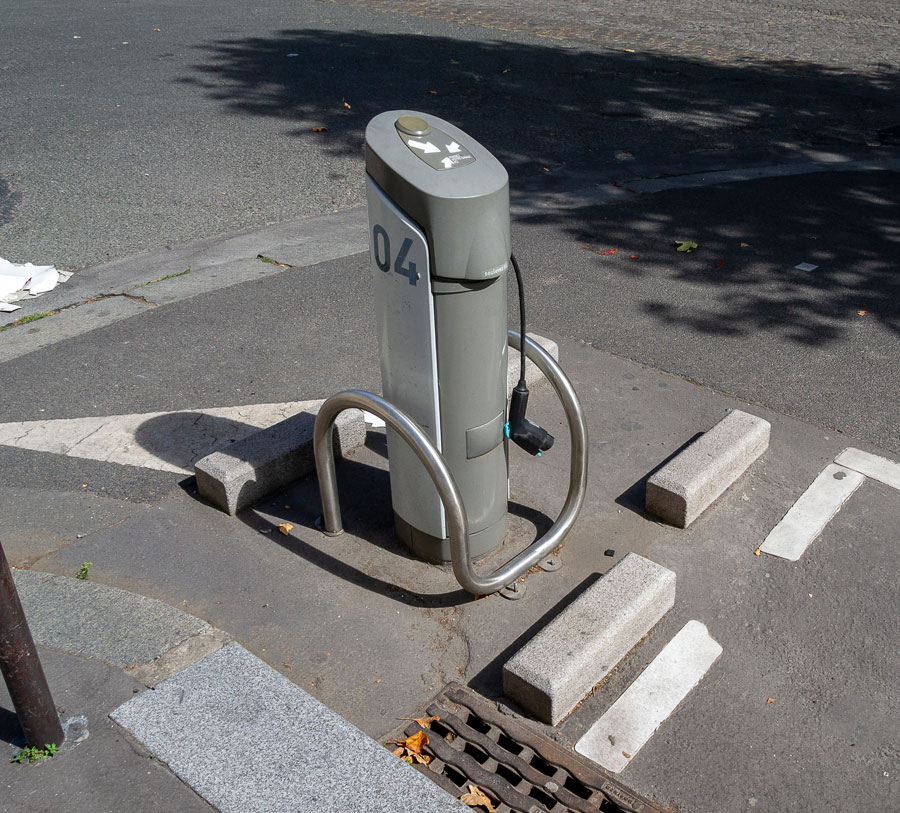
left=507, top=254, right=554, bottom=457
left=507, top=384, right=554, bottom=456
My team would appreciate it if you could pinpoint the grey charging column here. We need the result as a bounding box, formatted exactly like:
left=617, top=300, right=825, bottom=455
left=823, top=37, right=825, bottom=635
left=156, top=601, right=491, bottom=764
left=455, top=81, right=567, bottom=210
left=365, top=110, right=511, bottom=564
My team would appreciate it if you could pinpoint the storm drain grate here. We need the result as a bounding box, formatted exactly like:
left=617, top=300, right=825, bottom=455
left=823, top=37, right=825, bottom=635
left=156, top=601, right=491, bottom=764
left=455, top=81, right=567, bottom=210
left=403, top=682, right=668, bottom=813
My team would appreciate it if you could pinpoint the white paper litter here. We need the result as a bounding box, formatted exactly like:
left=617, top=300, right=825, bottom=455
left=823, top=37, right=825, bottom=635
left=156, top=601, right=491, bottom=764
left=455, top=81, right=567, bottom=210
left=0, top=257, right=70, bottom=308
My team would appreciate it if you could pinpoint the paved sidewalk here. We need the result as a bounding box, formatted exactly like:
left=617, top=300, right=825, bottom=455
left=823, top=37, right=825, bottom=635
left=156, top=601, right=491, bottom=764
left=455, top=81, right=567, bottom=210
left=1, top=167, right=898, bottom=812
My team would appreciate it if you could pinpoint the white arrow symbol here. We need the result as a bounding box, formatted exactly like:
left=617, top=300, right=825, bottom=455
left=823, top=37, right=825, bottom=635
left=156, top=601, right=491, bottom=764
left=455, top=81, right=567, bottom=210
left=407, top=139, right=440, bottom=154
left=441, top=157, right=454, bottom=169
left=446, top=141, right=462, bottom=153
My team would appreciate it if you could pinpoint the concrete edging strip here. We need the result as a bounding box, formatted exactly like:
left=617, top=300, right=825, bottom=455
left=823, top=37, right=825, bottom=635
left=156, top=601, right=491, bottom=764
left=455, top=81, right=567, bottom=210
left=575, top=620, right=722, bottom=773
left=760, top=463, right=864, bottom=561
left=645, top=409, right=770, bottom=528
left=194, top=401, right=365, bottom=515
left=502, top=553, right=676, bottom=726
left=110, top=643, right=468, bottom=813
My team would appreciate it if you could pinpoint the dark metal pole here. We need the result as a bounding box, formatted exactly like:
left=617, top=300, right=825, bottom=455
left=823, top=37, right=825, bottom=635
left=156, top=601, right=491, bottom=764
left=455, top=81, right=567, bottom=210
left=0, top=542, right=64, bottom=748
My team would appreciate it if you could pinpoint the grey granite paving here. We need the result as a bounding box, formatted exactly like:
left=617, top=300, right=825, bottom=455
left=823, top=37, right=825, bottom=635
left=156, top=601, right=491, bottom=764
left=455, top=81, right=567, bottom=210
left=111, top=643, right=467, bottom=813
left=13, top=569, right=209, bottom=667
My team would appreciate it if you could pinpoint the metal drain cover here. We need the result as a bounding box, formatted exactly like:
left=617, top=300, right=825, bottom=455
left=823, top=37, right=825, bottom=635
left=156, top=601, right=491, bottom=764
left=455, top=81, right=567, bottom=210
left=401, top=682, right=667, bottom=813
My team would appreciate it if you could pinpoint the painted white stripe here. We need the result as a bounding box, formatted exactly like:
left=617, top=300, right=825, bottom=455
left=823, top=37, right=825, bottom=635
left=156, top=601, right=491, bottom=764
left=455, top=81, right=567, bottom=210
left=514, top=157, right=900, bottom=213
left=575, top=620, right=722, bottom=773
left=760, top=464, right=864, bottom=561
left=0, top=400, right=325, bottom=473
left=834, top=447, right=900, bottom=492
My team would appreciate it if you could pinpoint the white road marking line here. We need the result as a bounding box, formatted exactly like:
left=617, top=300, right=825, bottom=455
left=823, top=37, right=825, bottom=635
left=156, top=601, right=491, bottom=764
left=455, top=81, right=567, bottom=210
left=760, top=463, right=864, bottom=561
left=0, top=400, right=324, bottom=473
left=834, top=447, right=900, bottom=492
left=575, top=620, right=722, bottom=773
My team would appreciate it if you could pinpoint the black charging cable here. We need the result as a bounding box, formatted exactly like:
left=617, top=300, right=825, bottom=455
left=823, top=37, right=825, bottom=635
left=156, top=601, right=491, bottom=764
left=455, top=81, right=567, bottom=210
left=506, top=254, right=554, bottom=456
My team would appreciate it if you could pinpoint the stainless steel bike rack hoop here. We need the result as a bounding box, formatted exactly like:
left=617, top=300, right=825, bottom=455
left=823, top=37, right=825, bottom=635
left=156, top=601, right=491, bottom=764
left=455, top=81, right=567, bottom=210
left=313, top=331, right=588, bottom=596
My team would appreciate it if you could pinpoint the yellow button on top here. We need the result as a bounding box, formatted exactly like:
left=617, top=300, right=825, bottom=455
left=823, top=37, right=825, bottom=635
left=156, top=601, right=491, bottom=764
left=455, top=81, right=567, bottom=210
left=395, top=115, right=431, bottom=136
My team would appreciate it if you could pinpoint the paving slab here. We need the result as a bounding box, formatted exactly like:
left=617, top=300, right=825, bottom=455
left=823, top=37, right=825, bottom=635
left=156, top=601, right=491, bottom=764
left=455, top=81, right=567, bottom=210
left=111, top=643, right=468, bottom=813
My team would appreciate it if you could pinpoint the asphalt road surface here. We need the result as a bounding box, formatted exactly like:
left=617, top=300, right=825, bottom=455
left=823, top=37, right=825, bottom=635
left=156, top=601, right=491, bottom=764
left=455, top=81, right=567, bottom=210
left=3, top=1, right=899, bottom=450
left=3, top=0, right=898, bottom=269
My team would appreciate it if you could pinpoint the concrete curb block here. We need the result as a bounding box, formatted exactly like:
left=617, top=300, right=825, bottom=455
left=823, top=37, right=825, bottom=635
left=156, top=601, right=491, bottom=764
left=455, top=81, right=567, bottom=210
left=502, top=553, right=676, bottom=725
left=646, top=409, right=770, bottom=528
left=194, top=402, right=365, bottom=515
left=507, top=332, right=559, bottom=396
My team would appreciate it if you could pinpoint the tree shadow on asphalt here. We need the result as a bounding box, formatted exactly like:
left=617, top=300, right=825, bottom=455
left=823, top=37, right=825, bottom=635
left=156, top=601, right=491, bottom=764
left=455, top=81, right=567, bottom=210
left=182, top=29, right=900, bottom=345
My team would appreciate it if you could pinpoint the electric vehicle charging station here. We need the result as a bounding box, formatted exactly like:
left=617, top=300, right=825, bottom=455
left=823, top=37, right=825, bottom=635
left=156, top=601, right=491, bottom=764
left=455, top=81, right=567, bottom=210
left=314, top=111, right=588, bottom=597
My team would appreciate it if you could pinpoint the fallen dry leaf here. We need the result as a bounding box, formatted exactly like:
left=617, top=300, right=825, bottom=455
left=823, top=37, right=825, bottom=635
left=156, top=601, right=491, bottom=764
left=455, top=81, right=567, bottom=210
left=740, top=242, right=750, bottom=247
left=312, top=126, right=328, bottom=132
left=857, top=310, right=867, bottom=316
left=277, top=522, right=293, bottom=535
left=766, top=698, right=776, bottom=705
left=342, top=99, right=351, bottom=108
left=622, top=750, right=632, bottom=758
left=460, top=784, right=496, bottom=811
left=389, top=731, right=433, bottom=765
left=404, top=730, right=428, bottom=755
left=428, top=90, right=438, bottom=95
left=753, top=548, right=762, bottom=556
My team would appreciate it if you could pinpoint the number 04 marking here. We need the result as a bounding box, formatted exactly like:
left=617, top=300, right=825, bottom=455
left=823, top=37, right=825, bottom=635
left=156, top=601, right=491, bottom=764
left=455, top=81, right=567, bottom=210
left=372, top=224, right=420, bottom=285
